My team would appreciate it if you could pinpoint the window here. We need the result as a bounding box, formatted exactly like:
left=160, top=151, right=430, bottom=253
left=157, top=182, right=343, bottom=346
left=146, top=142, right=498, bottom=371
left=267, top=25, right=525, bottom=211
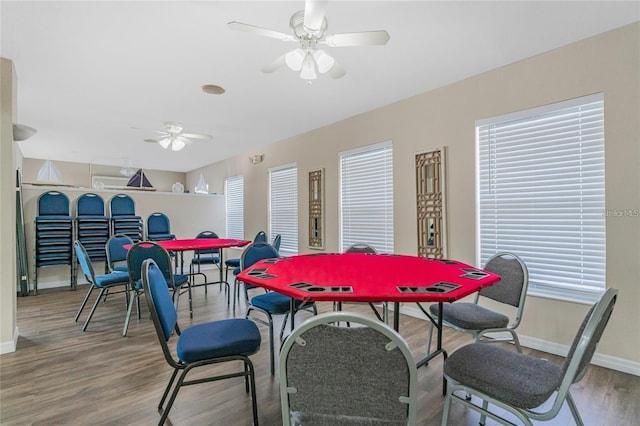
left=225, top=175, right=244, bottom=240
left=269, top=164, right=298, bottom=256
left=340, top=141, right=394, bottom=253
left=477, top=93, right=605, bottom=303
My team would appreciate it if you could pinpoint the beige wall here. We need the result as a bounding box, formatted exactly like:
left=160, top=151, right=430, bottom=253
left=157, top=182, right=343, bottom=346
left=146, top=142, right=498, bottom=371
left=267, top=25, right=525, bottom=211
left=0, top=58, right=18, bottom=353
left=188, top=23, right=640, bottom=369
left=21, top=158, right=186, bottom=193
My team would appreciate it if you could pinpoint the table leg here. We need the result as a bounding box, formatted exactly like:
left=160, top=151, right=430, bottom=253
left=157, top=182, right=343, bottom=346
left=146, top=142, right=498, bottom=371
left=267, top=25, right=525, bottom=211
left=415, top=301, right=448, bottom=395
left=393, top=302, right=400, bottom=331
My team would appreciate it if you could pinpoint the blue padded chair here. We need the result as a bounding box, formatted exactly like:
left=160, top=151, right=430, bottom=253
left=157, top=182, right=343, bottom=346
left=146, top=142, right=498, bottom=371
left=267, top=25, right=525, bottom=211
left=243, top=242, right=317, bottom=375
left=441, top=288, right=618, bottom=426
left=146, top=212, right=175, bottom=241
left=105, top=234, right=133, bottom=273
left=225, top=230, right=267, bottom=282
left=122, top=241, right=189, bottom=337
left=142, top=259, right=261, bottom=426
left=425, top=252, right=529, bottom=355
left=108, top=194, right=143, bottom=242
left=74, top=240, right=129, bottom=331
left=280, top=312, right=418, bottom=426
left=272, top=234, right=282, bottom=253
left=189, top=231, right=225, bottom=298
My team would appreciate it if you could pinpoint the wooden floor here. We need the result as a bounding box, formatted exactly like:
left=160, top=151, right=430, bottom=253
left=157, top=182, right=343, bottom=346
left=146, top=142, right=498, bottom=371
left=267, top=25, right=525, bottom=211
left=1, top=277, right=638, bottom=426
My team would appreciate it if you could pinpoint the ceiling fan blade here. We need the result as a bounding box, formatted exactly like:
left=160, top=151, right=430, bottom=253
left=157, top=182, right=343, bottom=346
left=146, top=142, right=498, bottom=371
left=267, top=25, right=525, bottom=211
left=262, top=54, right=287, bottom=73
left=328, top=61, right=346, bottom=79
left=303, top=0, right=328, bottom=33
left=227, top=21, right=294, bottom=41
left=144, top=138, right=160, bottom=143
left=183, top=133, right=213, bottom=140
left=324, top=30, right=390, bottom=47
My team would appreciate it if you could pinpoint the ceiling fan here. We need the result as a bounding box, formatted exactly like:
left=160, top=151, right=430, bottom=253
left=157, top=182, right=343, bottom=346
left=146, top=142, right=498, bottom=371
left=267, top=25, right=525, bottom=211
left=142, top=121, right=212, bottom=152
left=228, top=0, right=390, bottom=80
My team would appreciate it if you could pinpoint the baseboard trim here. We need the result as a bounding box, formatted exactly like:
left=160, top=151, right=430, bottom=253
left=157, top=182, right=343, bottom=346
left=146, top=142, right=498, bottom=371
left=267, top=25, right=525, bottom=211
left=398, top=303, right=640, bottom=377
left=0, top=326, right=19, bottom=354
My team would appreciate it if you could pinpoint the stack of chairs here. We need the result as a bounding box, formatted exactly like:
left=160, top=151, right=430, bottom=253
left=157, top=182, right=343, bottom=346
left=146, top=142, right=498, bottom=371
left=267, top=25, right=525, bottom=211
left=109, top=194, right=143, bottom=243
left=74, top=193, right=110, bottom=269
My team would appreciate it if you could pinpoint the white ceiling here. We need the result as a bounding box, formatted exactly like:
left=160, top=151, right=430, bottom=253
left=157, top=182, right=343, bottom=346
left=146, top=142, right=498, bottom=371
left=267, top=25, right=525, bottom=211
left=2, top=1, right=638, bottom=173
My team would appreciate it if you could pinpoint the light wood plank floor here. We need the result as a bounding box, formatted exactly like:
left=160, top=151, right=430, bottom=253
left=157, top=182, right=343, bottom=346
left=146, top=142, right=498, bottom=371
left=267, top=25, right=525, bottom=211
left=1, top=278, right=638, bottom=425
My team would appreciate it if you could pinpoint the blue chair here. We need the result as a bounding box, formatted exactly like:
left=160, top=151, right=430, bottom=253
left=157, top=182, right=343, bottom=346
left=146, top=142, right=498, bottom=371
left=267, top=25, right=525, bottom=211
left=73, top=240, right=129, bottom=332
left=142, top=259, right=261, bottom=425
left=108, top=194, right=143, bottom=242
left=146, top=212, right=175, bottom=241
left=225, top=230, right=267, bottom=282
left=189, top=231, right=225, bottom=298
left=105, top=234, right=133, bottom=273
left=122, top=241, right=189, bottom=337
left=242, top=242, right=317, bottom=375
left=272, top=234, right=282, bottom=253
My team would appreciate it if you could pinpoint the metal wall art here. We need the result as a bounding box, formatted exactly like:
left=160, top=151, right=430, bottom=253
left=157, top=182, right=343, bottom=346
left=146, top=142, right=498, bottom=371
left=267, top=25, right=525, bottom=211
left=308, top=169, right=324, bottom=249
left=416, top=147, right=447, bottom=259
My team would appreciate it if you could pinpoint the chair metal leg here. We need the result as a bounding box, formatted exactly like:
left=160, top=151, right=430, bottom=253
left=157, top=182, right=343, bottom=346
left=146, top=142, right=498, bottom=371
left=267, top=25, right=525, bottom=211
left=158, top=368, right=179, bottom=414
left=159, top=368, right=188, bottom=425
left=426, top=321, right=435, bottom=356
left=246, top=359, right=259, bottom=426
left=82, top=287, right=107, bottom=332
left=565, top=391, right=585, bottom=426
left=74, top=285, right=95, bottom=322
left=123, top=290, right=137, bottom=337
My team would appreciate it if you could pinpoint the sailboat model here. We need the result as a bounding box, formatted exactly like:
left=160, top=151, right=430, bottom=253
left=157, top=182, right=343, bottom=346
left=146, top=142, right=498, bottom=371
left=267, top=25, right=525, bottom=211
left=126, top=169, right=155, bottom=191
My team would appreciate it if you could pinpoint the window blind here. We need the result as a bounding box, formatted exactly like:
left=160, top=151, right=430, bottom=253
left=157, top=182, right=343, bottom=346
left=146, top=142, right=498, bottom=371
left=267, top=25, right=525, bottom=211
left=269, top=164, right=298, bottom=256
left=225, top=175, right=244, bottom=240
left=340, top=141, right=394, bottom=254
left=477, top=93, right=605, bottom=303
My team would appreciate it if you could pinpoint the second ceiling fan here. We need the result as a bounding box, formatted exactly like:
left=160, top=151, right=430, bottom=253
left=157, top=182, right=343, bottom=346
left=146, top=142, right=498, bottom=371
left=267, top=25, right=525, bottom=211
left=228, top=0, right=390, bottom=80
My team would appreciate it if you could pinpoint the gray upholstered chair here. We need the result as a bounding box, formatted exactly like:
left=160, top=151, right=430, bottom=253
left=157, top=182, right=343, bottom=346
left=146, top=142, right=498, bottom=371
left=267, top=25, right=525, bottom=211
left=426, top=252, right=529, bottom=354
left=280, top=312, right=417, bottom=426
left=441, top=287, right=617, bottom=426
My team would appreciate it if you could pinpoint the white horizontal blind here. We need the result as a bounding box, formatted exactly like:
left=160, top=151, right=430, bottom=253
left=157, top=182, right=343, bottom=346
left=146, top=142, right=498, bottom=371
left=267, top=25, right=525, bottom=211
left=225, top=175, right=244, bottom=240
left=477, top=93, right=605, bottom=303
left=269, top=164, right=298, bottom=256
left=340, top=141, right=394, bottom=253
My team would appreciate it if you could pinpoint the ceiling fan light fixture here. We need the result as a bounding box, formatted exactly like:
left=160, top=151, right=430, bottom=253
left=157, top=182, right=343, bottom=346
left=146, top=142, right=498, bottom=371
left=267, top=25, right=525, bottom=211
left=171, top=138, right=186, bottom=151
left=313, top=49, right=335, bottom=74
left=158, top=138, right=171, bottom=149
left=285, top=48, right=305, bottom=71
left=300, top=52, right=317, bottom=80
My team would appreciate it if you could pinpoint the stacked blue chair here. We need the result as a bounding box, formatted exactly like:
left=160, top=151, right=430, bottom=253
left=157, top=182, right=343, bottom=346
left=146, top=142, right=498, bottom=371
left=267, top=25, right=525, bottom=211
left=34, top=191, right=73, bottom=292
left=74, top=193, right=110, bottom=267
left=108, top=194, right=143, bottom=243
left=146, top=212, right=175, bottom=241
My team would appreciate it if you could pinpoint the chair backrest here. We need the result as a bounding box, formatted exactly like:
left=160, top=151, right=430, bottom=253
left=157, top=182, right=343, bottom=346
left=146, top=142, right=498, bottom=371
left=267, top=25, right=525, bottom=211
left=38, top=191, right=69, bottom=216
left=240, top=241, right=279, bottom=271
left=280, top=312, right=417, bottom=426
left=127, top=241, right=175, bottom=288
left=76, top=193, right=105, bottom=216
left=109, top=194, right=136, bottom=216
left=147, top=212, right=171, bottom=235
left=478, top=252, right=529, bottom=308
left=272, top=234, right=282, bottom=252
left=254, top=230, right=267, bottom=243
left=195, top=230, right=220, bottom=255
left=106, top=234, right=133, bottom=271
left=345, top=243, right=377, bottom=254
left=142, top=259, right=179, bottom=367
left=74, top=240, right=96, bottom=285
left=540, top=288, right=617, bottom=418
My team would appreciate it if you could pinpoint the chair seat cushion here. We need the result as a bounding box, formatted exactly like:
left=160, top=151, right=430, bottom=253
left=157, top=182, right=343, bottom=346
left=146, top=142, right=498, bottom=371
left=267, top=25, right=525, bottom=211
left=174, top=274, right=189, bottom=287
left=250, top=292, right=306, bottom=314
left=430, top=302, right=509, bottom=330
left=444, top=343, right=563, bottom=409
left=177, top=318, right=261, bottom=363
left=148, top=233, right=176, bottom=241
left=113, top=265, right=128, bottom=273
left=233, top=266, right=241, bottom=276
left=191, top=256, right=220, bottom=265
left=225, top=258, right=240, bottom=267
left=94, top=271, right=129, bottom=288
